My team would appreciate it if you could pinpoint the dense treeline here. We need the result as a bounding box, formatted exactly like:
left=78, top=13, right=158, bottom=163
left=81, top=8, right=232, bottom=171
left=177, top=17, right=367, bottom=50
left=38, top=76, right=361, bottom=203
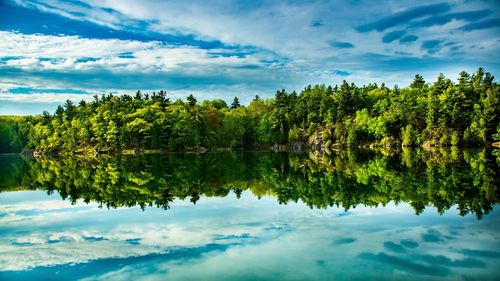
left=1, top=149, right=498, bottom=218
left=3, top=68, right=499, bottom=154
left=0, top=116, right=26, bottom=153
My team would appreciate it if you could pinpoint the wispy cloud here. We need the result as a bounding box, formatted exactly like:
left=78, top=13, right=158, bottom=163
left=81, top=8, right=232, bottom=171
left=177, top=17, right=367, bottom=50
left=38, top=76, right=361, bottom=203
left=333, top=70, right=352, bottom=77
left=355, top=3, right=451, bottom=32
left=399, top=34, right=419, bottom=44
left=330, top=41, right=355, bottom=49
left=382, top=30, right=406, bottom=43
left=410, top=9, right=493, bottom=28
left=460, top=18, right=500, bottom=31
left=421, top=39, right=444, bottom=54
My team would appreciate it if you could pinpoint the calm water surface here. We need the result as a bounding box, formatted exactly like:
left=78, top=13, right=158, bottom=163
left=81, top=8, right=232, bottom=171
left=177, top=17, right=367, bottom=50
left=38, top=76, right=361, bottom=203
left=0, top=150, right=499, bottom=280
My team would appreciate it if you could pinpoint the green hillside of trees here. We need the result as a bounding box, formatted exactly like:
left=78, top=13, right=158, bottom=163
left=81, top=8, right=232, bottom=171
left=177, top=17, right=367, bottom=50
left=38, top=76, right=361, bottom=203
left=1, top=68, right=499, bottom=154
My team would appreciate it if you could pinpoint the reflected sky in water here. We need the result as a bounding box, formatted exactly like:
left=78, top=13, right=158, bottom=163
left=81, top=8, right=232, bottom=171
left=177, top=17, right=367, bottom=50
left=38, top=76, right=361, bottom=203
left=1, top=189, right=499, bottom=281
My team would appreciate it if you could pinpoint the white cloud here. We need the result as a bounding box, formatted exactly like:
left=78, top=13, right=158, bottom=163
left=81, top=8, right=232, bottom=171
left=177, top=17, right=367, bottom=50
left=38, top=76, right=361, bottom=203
left=0, top=31, right=267, bottom=72
left=0, top=93, right=96, bottom=103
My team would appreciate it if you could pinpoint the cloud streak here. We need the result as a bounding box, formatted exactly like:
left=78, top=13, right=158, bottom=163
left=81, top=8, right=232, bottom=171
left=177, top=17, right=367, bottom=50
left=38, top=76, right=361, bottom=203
left=330, top=41, right=355, bottom=49
left=355, top=3, right=451, bottom=32
left=410, top=9, right=493, bottom=28
left=460, top=18, right=500, bottom=32
left=382, top=30, right=406, bottom=43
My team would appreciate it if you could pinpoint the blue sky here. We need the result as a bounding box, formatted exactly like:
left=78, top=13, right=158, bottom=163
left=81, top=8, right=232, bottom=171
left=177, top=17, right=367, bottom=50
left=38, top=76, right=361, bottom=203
left=0, top=0, right=499, bottom=115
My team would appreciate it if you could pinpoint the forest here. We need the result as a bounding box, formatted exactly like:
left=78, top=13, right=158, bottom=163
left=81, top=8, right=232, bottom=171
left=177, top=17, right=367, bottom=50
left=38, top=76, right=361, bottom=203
left=0, top=68, right=499, bottom=154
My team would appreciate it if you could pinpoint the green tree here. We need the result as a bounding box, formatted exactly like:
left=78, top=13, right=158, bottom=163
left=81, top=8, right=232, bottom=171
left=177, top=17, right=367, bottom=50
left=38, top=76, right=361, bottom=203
left=231, top=96, right=241, bottom=109
left=187, top=94, right=197, bottom=107
left=410, top=74, right=426, bottom=89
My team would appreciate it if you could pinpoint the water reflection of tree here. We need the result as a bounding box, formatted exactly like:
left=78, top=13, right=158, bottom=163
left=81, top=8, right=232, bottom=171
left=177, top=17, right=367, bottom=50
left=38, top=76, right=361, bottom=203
left=1, top=149, right=498, bottom=219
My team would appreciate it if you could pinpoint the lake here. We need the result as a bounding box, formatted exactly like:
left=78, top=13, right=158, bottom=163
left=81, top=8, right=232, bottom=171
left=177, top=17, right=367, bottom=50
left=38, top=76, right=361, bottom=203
left=0, top=149, right=499, bottom=280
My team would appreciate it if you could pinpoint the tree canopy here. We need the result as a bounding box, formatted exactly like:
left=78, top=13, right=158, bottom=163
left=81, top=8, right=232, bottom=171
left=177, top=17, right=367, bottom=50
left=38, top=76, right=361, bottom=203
left=1, top=68, right=498, bottom=154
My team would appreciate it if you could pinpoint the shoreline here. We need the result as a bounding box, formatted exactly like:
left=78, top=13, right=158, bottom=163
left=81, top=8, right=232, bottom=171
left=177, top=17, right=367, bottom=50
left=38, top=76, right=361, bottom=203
left=3, top=144, right=495, bottom=158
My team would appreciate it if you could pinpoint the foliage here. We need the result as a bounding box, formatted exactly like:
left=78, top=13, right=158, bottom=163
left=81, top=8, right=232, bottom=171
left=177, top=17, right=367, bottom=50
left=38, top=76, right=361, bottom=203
left=0, top=116, right=27, bottom=153
left=1, top=68, right=498, bottom=153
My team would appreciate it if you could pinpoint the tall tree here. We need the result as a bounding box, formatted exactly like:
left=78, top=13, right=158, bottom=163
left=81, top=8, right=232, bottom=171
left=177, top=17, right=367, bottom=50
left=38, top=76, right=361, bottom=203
left=187, top=94, right=197, bottom=107
left=231, top=97, right=241, bottom=109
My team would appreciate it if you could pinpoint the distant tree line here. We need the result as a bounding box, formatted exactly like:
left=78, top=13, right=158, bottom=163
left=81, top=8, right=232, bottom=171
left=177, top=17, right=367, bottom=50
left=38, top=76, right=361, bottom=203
left=1, top=68, right=499, bottom=154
